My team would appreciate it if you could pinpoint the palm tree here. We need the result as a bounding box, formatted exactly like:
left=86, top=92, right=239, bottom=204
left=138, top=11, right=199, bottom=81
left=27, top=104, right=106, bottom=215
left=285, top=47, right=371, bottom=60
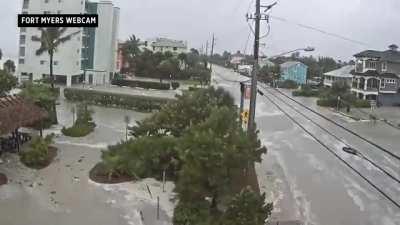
left=122, top=35, right=142, bottom=73
left=3, top=60, right=16, bottom=74
left=31, top=28, right=80, bottom=89
left=31, top=28, right=80, bottom=124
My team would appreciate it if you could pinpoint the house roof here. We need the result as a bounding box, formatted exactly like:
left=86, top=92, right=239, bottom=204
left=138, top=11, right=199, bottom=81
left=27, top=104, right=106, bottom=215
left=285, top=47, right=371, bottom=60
left=350, top=70, right=380, bottom=77
left=380, top=73, right=399, bottom=79
left=150, top=38, right=187, bottom=49
left=324, top=65, right=353, bottom=78
left=0, top=96, right=48, bottom=135
left=280, top=61, right=306, bottom=69
left=354, top=50, right=400, bottom=63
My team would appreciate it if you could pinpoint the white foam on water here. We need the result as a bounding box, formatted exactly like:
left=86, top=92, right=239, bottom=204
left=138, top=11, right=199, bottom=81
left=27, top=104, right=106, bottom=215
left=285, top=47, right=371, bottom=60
left=54, top=140, right=108, bottom=149
left=346, top=189, right=365, bottom=212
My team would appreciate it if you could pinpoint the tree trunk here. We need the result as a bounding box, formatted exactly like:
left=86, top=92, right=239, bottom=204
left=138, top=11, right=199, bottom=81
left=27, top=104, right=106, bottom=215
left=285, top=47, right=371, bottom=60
left=49, top=52, right=54, bottom=89
left=49, top=52, right=58, bottom=124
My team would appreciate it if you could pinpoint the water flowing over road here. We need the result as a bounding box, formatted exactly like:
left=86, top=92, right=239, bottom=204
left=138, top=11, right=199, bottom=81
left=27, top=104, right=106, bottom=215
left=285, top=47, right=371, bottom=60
left=212, top=65, right=400, bottom=225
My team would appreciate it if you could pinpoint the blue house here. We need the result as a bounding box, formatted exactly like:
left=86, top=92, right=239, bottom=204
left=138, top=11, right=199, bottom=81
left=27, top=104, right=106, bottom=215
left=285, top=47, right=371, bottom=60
left=280, top=61, right=308, bottom=85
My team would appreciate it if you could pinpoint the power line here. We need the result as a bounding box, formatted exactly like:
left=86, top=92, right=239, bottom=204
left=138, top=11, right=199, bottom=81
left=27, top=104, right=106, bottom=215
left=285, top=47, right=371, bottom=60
left=271, top=87, right=400, bottom=161
left=270, top=15, right=370, bottom=47
left=258, top=85, right=400, bottom=185
left=257, top=89, right=400, bottom=209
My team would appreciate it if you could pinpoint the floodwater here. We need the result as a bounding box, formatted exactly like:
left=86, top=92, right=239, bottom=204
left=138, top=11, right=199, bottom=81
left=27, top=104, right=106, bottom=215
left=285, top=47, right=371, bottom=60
left=213, top=65, right=400, bottom=225
left=0, top=94, right=174, bottom=225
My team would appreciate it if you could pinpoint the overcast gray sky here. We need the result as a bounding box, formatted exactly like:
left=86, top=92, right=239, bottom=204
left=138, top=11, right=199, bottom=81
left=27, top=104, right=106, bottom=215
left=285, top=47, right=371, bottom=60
left=1, top=0, right=399, bottom=62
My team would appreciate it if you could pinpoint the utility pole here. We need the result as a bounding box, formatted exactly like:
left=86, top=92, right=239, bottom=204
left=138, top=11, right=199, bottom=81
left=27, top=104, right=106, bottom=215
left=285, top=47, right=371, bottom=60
left=210, top=34, right=216, bottom=71
left=246, top=1, right=277, bottom=133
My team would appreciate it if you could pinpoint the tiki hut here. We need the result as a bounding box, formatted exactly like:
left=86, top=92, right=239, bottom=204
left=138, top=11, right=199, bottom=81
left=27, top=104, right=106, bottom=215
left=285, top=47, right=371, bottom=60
left=0, top=96, right=48, bottom=135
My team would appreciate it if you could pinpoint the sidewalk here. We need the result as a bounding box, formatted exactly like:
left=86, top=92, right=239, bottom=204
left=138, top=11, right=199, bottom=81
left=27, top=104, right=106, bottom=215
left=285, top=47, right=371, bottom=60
left=70, top=84, right=179, bottom=100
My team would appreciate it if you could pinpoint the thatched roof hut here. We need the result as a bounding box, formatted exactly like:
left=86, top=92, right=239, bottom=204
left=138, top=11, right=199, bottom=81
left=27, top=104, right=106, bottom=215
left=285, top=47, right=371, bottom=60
left=0, top=96, right=48, bottom=135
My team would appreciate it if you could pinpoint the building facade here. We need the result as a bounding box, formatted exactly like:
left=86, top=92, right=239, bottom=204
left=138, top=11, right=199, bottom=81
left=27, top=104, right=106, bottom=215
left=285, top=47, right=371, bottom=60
left=140, top=38, right=188, bottom=55
left=351, top=45, right=400, bottom=106
left=323, top=65, right=353, bottom=87
left=280, top=61, right=308, bottom=85
left=17, top=0, right=120, bottom=87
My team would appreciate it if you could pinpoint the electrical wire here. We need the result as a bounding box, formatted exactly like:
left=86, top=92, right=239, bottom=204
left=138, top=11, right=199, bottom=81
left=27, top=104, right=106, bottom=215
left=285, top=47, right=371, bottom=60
left=271, top=87, right=400, bottom=161
left=270, top=15, right=370, bottom=47
left=258, top=85, right=400, bottom=185
left=258, top=89, right=400, bottom=209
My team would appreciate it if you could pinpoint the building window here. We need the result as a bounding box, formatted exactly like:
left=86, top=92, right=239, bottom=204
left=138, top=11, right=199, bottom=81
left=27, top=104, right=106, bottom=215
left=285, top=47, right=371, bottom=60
left=173, top=47, right=178, bottom=51
left=59, top=0, right=62, bottom=2
left=20, top=35, right=26, bottom=45
left=40, top=60, right=46, bottom=65
left=19, top=58, right=25, bottom=64
left=57, top=10, right=62, bottom=14
left=54, top=61, right=58, bottom=66
left=44, top=11, right=51, bottom=14
left=365, top=61, right=377, bottom=69
left=385, top=79, right=396, bottom=84
left=382, top=62, right=387, bottom=72
left=19, top=47, right=25, bottom=57
left=21, top=27, right=27, bottom=33
left=23, top=0, right=29, bottom=9
left=45, top=0, right=49, bottom=3
left=381, top=79, right=385, bottom=88
left=22, top=11, right=28, bottom=14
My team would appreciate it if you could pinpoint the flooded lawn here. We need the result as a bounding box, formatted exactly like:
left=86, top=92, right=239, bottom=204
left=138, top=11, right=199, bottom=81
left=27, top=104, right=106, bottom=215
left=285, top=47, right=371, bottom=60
left=0, top=99, right=175, bottom=225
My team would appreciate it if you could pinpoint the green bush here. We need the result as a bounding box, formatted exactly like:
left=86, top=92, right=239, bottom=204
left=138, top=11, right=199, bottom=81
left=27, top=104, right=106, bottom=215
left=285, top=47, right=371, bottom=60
left=277, top=80, right=299, bottom=89
left=353, top=100, right=371, bottom=108
left=20, top=135, right=54, bottom=168
left=64, top=88, right=172, bottom=112
left=293, top=85, right=320, bottom=97
left=62, top=123, right=96, bottom=137
left=171, top=82, right=180, bottom=90
left=111, top=79, right=171, bottom=90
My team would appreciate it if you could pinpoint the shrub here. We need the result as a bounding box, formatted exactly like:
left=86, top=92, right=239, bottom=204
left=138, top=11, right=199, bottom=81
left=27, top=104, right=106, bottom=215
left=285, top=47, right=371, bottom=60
left=171, top=82, right=180, bottom=90
left=62, top=103, right=96, bottom=137
left=111, top=79, right=171, bottom=90
left=277, top=80, right=299, bottom=89
left=62, top=123, right=96, bottom=137
left=20, top=135, right=55, bottom=169
left=353, top=99, right=371, bottom=108
left=64, top=88, right=172, bottom=112
left=293, top=85, right=320, bottom=97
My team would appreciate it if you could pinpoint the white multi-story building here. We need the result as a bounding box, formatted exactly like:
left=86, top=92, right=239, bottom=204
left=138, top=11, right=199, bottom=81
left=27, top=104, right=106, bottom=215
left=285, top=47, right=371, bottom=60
left=17, top=0, right=120, bottom=87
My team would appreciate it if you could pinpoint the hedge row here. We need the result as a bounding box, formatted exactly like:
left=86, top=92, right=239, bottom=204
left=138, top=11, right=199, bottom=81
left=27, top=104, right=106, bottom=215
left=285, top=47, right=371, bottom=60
left=111, top=79, right=180, bottom=90
left=64, top=88, right=173, bottom=112
left=317, top=98, right=370, bottom=108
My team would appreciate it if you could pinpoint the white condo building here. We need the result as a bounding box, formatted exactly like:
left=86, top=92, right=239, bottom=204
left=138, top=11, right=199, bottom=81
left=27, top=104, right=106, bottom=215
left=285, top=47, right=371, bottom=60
left=17, top=0, right=120, bottom=86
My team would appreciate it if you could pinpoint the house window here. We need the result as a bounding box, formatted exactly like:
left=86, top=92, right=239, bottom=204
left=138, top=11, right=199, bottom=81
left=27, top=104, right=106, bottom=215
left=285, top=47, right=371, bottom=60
left=381, top=79, right=385, bottom=88
left=382, top=62, right=387, bottom=72
left=19, top=47, right=25, bottom=57
left=40, top=60, right=46, bottom=65
left=385, top=79, right=396, bottom=84
left=20, top=35, right=26, bottom=45
left=19, top=58, right=25, bottom=64
left=365, top=61, right=377, bottom=69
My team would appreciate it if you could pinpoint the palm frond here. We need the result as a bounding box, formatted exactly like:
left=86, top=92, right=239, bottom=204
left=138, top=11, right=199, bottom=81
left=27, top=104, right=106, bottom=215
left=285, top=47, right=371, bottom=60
left=35, top=47, right=47, bottom=56
left=54, top=30, right=81, bottom=47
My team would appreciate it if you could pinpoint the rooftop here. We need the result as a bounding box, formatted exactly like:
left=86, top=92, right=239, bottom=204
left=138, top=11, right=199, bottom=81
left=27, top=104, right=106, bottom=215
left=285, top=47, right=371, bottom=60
left=354, top=49, right=400, bottom=63
left=150, top=38, right=187, bottom=49
left=324, top=65, right=353, bottom=78
left=0, top=96, right=47, bottom=135
left=280, top=61, right=305, bottom=69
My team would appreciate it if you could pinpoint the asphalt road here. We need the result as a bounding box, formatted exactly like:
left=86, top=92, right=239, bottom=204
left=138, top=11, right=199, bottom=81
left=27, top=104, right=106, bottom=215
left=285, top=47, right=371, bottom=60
left=212, top=65, right=400, bottom=225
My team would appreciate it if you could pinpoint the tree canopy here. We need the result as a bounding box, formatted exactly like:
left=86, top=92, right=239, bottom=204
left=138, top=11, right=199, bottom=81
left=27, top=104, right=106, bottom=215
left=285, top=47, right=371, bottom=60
left=0, top=69, right=17, bottom=96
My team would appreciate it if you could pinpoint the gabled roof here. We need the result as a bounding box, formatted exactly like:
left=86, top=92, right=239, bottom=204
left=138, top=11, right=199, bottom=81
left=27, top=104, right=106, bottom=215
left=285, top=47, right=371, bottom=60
left=150, top=38, right=187, bottom=49
left=280, top=61, right=306, bottom=69
left=324, top=65, right=353, bottom=78
left=0, top=96, right=47, bottom=135
left=354, top=50, right=400, bottom=63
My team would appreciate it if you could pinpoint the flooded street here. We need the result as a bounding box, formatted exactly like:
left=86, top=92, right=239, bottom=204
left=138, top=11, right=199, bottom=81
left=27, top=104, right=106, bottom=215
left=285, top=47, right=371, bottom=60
left=213, top=65, right=400, bottom=225
left=0, top=96, right=174, bottom=225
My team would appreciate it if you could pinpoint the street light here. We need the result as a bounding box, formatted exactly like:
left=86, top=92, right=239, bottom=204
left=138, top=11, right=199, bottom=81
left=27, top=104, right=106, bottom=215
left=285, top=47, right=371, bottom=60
left=261, top=46, right=315, bottom=59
